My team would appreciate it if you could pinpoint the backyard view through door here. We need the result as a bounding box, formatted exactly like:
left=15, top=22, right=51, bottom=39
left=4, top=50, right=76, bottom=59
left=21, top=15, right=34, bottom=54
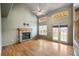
left=52, top=25, right=68, bottom=43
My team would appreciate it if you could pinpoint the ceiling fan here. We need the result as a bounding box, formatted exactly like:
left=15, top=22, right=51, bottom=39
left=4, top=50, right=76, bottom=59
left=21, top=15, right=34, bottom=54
left=32, top=4, right=46, bottom=16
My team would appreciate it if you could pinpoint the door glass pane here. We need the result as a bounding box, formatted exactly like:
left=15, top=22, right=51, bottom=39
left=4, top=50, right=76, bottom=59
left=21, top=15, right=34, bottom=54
left=60, top=26, right=68, bottom=42
left=52, top=27, right=59, bottom=41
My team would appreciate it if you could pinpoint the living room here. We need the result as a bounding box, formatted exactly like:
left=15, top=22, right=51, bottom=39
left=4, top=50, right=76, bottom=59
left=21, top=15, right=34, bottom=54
left=0, top=3, right=78, bottom=56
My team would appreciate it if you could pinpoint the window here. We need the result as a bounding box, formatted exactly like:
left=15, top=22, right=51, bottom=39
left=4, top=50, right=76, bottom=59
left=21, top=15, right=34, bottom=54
left=39, top=25, right=47, bottom=36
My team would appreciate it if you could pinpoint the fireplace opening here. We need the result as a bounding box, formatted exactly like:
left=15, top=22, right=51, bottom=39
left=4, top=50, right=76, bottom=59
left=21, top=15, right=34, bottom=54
left=22, top=32, right=30, bottom=40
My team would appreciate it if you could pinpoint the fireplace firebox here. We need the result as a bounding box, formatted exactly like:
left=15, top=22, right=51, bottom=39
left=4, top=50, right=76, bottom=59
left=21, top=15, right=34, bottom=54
left=22, top=32, right=30, bottom=40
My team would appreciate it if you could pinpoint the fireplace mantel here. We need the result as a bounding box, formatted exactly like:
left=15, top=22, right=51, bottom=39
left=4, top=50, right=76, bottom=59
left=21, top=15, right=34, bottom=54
left=17, top=28, right=32, bottom=31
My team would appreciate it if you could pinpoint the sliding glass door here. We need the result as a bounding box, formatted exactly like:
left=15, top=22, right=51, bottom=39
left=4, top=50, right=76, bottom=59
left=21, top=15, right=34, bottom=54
left=52, top=25, right=68, bottom=43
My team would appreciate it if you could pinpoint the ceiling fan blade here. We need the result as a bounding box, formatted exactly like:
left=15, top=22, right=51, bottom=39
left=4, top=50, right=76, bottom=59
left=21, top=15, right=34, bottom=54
left=37, top=6, right=41, bottom=12
left=32, top=10, right=38, bottom=13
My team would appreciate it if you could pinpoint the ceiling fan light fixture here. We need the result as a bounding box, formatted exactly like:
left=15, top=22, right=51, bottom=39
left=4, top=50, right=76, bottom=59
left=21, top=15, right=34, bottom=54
left=32, top=4, right=46, bottom=16
left=36, top=12, right=45, bottom=16
left=37, top=12, right=42, bottom=15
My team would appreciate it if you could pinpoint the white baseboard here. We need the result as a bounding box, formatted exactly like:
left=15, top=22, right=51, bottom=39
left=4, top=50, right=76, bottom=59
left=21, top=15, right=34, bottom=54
left=2, top=40, right=16, bottom=46
left=73, top=47, right=77, bottom=56
left=0, top=46, right=1, bottom=56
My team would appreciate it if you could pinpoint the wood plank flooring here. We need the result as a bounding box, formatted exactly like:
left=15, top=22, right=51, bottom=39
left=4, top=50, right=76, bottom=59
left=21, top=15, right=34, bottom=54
left=2, top=39, right=74, bottom=56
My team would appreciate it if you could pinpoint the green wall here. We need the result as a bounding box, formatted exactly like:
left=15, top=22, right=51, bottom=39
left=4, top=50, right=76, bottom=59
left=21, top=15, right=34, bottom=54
left=39, top=4, right=73, bottom=45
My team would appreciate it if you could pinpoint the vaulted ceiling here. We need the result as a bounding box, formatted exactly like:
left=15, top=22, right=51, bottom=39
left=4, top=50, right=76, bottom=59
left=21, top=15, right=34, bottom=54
left=1, top=3, right=12, bottom=17
left=26, top=3, right=71, bottom=16
left=1, top=3, right=72, bottom=17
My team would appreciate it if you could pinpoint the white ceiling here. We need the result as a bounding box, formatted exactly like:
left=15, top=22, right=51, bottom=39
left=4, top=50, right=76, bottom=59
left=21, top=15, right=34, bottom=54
left=26, top=3, right=71, bottom=16
left=1, top=3, right=72, bottom=17
left=74, top=3, right=79, bottom=9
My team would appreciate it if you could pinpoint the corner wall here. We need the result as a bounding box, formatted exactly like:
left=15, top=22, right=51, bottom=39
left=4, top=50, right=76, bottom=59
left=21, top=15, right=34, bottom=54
left=2, top=4, right=37, bottom=46
left=73, top=6, right=79, bottom=56
left=47, top=4, right=73, bottom=45
left=0, top=4, right=1, bottom=55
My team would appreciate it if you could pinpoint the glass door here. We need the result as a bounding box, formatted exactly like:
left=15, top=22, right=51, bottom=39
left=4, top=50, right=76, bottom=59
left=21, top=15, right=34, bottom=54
left=52, top=25, right=68, bottom=43
left=60, top=25, right=68, bottom=43
left=52, top=26, right=59, bottom=41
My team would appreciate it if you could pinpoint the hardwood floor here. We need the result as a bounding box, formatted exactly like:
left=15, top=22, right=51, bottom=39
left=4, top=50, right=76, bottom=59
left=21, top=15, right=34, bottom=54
left=2, top=39, right=74, bottom=56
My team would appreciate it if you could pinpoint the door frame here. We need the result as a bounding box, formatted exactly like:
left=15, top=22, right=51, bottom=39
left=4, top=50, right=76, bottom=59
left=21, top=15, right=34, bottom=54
left=52, top=25, right=68, bottom=44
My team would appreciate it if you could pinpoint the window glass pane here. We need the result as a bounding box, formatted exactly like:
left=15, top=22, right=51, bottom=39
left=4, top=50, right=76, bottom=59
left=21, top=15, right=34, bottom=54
left=39, top=25, right=47, bottom=35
